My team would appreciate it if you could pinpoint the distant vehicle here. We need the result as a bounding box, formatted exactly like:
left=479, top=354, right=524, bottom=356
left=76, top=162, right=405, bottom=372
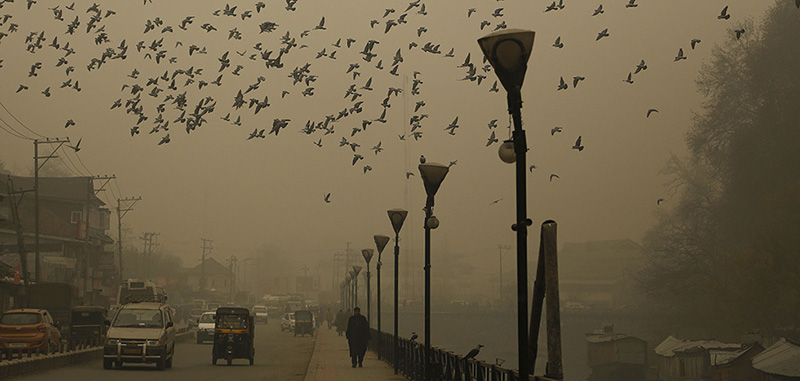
left=280, top=313, right=295, bottom=332
left=191, top=299, right=207, bottom=310
left=69, top=306, right=107, bottom=347
left=117, top=279, right=167, bottom=305
left=196, top=312, right=215, bottom=344
left=206, top=302, right=221, bottom=312
left=188, top=309, right=206, bottom=329
left=252, top=306, right=268, bottom=324
left=286, top=300, right=303, bottom=312
left=293, top=310, right=314, bottom=337
left=103, top=302, right=176, bottom=370
left=0, top=309, right=62, bottom=354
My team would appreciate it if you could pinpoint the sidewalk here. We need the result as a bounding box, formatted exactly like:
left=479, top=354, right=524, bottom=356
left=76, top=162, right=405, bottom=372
left=305, top=324, right=406, bottom=381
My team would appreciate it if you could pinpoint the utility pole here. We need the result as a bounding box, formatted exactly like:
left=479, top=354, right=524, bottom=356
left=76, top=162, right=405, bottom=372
left=6, top=176, right=31, bottom=305
left=140, top=232, right=158, bottom=279
left=227, top=255, right=237, bottom=302
left=33, top=137, right=69, bottom=283
left=498, top=245, right=511, bottom=301
left=201, top=238, right=213, bottom=292
left=117, top=197, right=142, bottom=282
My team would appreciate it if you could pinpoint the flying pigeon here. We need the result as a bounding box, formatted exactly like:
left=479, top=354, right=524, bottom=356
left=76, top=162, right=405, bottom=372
left=572, top=136, right=584, bottom=151
left=647, top=109, right=659, bottom=118
left=718, top=6, right=730, bottom=20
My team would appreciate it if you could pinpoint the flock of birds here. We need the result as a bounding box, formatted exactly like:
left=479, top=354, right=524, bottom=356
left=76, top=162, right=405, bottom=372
left=0, top=0, right=792, bottom=206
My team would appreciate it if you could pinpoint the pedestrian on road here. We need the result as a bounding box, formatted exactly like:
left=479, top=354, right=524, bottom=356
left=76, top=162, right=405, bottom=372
left=325, top=308, right=334, bottom=329
left=335, top=309, right=347, bottom=336
left=345, top=306, right=370, bottom=368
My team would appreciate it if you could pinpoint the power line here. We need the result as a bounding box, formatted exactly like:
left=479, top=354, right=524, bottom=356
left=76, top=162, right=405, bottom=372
left=0, top=115, right=33, bottom=140
left=0, top=100, right=46, bottom=138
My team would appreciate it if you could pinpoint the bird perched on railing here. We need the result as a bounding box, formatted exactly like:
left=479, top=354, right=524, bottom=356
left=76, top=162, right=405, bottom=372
left=410, top=332, right=418, bottom=342
left=496, top=358, right=506, bottom=366
left=464, top=344, right=484, bottom=360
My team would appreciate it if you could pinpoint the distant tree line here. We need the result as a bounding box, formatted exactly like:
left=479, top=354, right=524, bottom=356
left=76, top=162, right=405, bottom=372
left=639, top=2, right=800, bottom=337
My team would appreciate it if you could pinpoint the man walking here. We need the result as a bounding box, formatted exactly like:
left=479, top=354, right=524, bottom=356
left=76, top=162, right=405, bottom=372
left=345, top=307, right=370, bottom=368
left=335, top=309, right=347, bottom=336
left=325, top=308, right=334, bottom=329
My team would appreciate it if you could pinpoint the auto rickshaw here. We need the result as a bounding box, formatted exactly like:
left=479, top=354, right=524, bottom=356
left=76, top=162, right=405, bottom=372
left=212, top=307, right=254, bottom=365
left=293, top=310, right=314, bottom=337
left=69, top=306, right=107, bottom=347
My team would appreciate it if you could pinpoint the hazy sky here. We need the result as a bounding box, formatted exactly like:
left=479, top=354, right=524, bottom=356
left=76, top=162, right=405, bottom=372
left=0, top=1, right=776, bottom=278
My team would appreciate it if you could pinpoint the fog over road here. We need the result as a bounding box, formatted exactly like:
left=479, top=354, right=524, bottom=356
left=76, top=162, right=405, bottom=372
left=15, top=323, right=315, bottom=380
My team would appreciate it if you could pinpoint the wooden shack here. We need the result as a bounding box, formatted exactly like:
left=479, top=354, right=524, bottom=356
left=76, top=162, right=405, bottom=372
left=586, top=326, right=648, bottom=381
left=710, top=344, right=764, bottom=381
left=654, top=336, right=741, bottom=381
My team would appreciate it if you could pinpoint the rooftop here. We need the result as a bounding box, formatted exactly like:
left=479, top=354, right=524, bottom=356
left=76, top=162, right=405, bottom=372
left=751, top=338, right=800, bottom=377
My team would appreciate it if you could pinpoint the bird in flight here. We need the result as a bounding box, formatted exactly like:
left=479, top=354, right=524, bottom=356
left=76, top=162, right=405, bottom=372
left=572, top=136, right=584, bottom=151
left=406, top=172, right=414, bottom=179
left=734, top=29, right=745, bottom=40
left=592, top=4, right=604, bottom=16
left=68, top=138, right=81, bottom=152
left=419, top=155, right=426, bottom=164
left=573, top=76, right=585, bottom=88
left=623, top=73, right=634, bottom=84
left=489, top=199, right=503, bottom=205
left=647, top=109, right=659, bottom=118
left=625, top=0, right=638, bottom=8
left=635, top=60, right=647, bottom=74
left=691, top=39, right=701, bottom=49
left=324, top=193, right=331, bottom=203
left=551, top=126, right=563, bottom=135
left=557, top=77, right=568, bottom=91
left=486, top=131, right=498, bottom=147
left=550, top=174, right=560, bottom=182
left=657, top=198, right=665, bottom=205
left=64, top=119, right=75, bottom=128
left=158, top=134, right=170, bottom=145
left=529, top=165, right=536, bottom=172
left=674, top=48, right=687, bottom=61
left=553, top=36, right=563, bottom=49
left=596, top=28, right=609, bottom=41
left=718, top=6, right=730, bottom=20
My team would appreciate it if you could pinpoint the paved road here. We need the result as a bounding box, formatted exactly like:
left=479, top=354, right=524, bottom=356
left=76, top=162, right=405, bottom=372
left=16, top=321, right=316, bottom=380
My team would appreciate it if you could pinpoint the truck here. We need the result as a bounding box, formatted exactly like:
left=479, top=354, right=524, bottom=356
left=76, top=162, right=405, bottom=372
left=26, top=282, right=77, bottom=341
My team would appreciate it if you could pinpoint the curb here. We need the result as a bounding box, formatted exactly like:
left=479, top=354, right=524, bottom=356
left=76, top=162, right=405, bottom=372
left=302, top=329, right=321, bottom=381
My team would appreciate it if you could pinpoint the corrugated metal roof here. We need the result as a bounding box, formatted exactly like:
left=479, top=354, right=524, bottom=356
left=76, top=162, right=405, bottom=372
left=655, top=335, right=740, bottom=357
left=586, top=333, right=645, bottom=344
left=710, top=344, right=760, bottom=366
left=751, top=338, right=800, bottom=377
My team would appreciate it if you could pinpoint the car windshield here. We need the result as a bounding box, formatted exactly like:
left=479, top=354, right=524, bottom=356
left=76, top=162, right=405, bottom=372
left=112, top=309, right=163, bottom=328
left=0, top=313, right=41, bottom=325
left=253, top=307, right=267, bottom=313
left=217, top=314, right=247, bottom=329
left=199, top=314, right=215, bottom=323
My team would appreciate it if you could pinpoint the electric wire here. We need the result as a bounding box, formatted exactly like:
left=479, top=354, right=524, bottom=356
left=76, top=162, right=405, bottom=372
left=0, top=115, right=34, bottom=140
left=0, top=100, right=47, bottom=138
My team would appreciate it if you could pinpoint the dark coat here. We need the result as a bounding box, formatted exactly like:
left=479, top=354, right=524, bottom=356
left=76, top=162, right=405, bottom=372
left=335, top=310, right=347, bottom=333
left=346, top=314, right=370, bottom=356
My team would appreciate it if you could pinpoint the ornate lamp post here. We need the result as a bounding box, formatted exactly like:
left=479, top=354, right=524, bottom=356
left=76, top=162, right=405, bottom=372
left=373, top=234, right=390, bottom=359
left=478, top=28, right=536, bottom=381
left=386, top=208, right=408, bottom=374
left=418, top=162, right=450, bottom=381
left=352, top=266, right=362, bottom=309
left=362, top=249, right=374, bottom=325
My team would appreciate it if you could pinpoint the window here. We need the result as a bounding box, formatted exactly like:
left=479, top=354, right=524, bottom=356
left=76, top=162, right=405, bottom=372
left=70, top=211, right=82, bottom=224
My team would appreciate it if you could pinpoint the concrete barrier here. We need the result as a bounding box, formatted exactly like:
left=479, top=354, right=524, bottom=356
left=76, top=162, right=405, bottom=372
left=0, top=328, right=193, bottom=379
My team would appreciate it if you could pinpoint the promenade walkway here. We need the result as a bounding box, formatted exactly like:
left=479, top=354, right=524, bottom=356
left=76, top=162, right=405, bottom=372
left=305, top=324, right=406, bottom=381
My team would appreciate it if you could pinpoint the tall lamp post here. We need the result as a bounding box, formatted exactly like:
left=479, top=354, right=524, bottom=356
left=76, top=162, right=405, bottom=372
left=373, top=235, right=390, bottom=359
left=478, top=28, right=536, bottom=381
left=345, top=275, right=351, bottom=310
left=361, top=249, right=374, bottom=324
left=386, top=208, right=408, bottom=375
left=352, top=266, right=362, bottom=308
left=418, top=162, right=450, bottom=381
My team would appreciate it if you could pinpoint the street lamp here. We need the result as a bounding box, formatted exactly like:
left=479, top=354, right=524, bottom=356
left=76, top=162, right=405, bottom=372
left=478, top=28, right=536, bottom=381
left=362, top=249, right=374, bottom=325
left=386, top=208, right=408, bottom=375
left=418, top=162, right=450, bottom=381
left=352, top=265, right=362, bottom=309
left=373, top=235, right=390, bottom=360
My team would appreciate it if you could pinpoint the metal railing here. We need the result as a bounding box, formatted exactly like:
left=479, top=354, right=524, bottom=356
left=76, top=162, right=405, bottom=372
left=370, top=328, right=521, bottom=381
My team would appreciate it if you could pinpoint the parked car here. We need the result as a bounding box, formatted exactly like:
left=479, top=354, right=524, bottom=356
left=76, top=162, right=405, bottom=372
left=280, top=313, right=295, bottom=332
left=103, top=302, right=176, bottom=370
left=252, top=305, right=268, bottom=324
left=0, top=309, right=62, bottom=354
left=196, top=312, right=216, bottom=344
left=187, top=309, right=205, bottom=329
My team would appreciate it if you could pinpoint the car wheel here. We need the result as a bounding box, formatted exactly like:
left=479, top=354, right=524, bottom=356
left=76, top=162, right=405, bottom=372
left=103, top=358, right=113, bottom=370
